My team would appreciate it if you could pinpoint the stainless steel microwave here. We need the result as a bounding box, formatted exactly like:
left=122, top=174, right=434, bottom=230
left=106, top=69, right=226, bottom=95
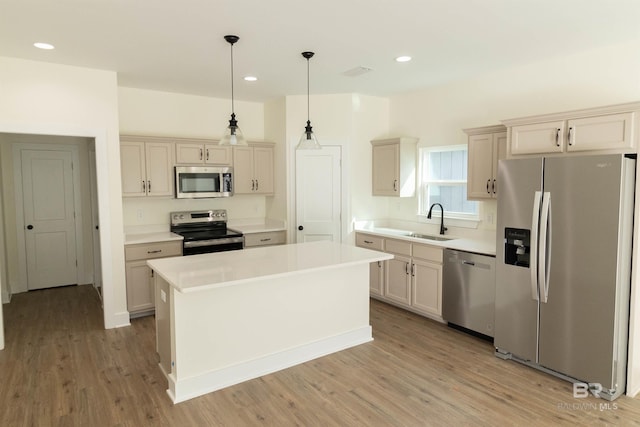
left=174, top=166, right=233, bottom=199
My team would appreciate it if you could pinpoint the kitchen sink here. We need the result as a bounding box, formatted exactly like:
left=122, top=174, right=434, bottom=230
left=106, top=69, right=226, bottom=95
left=407, top=232, right=453, bottom=242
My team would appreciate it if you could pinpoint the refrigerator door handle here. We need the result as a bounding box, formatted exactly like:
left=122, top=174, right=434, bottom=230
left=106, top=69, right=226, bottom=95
left=538, top=192, right=552, bottom=303
left=530, top=191, right=542, bottom=301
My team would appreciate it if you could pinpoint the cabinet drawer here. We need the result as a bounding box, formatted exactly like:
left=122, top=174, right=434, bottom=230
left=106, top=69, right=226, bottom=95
left=385, top=238, right=412, bottom=256
left=355, top=233, right=384, bottom=251
left=412, top=243, right=443, bottom=263
left=125, top=241, right=182, bottom=261
left=244, top=231, right=286, bottom=247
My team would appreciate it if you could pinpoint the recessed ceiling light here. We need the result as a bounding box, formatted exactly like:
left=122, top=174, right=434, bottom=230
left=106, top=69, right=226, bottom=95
left=244, top=76, right=257, bottom=82
left=34, top=42, right=55, bottom=50
left=395, top=56, right=412, bottom=63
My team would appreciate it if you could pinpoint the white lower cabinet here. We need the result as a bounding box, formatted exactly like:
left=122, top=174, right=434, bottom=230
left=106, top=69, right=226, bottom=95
left=125, top=240, right=182, bottom=318
left=369, top=261, right=384, bottom=296
left=385, top=255, right=412, bottom=305
left=243, top=230, right=286, bottom=248
left=356, top=232, right=443, bottom=321
left=411, top=258, right=442, bottom=317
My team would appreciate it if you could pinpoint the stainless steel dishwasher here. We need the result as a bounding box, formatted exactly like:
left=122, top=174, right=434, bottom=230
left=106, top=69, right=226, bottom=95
left=443, top=249, right=496, bottom=338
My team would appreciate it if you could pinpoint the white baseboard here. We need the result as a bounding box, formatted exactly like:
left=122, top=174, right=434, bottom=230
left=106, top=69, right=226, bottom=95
left=1, top=289, right=10, bottom=304
left=107, top=310, right=131, bottom=329
left=168, top=326, right=373, bottom=404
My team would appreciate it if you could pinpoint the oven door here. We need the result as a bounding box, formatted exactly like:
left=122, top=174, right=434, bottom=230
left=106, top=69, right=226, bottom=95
left=175, top=166, right=233, bottom=198
left=182, top=236, right=244, bottom=255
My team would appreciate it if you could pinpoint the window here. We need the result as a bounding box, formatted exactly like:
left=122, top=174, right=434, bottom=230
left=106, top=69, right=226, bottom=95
left=419, top=145, right=478, bottom=219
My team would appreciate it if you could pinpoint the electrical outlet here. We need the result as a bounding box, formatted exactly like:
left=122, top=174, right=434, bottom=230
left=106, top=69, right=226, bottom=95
left=486, top=213, right=494, bottom=224
left=137, top=209, right=143, bottom=221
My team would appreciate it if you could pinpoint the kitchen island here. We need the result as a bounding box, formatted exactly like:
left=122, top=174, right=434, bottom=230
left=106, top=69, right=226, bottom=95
left=147, top=240, right=392, bottom=403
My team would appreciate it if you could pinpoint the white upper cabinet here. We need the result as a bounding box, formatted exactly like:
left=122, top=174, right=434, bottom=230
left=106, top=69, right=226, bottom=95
left=504, top=103, right=639, bottom=157
left=120, top=138, right=174, bottom=197
left=371, top=137, right=418, bottom=197
left=566, top=112, right=634, bottom=152
left=465, top=125, right=507, bottom=200
left=175, top=142, right=232, bottom=166
left=233, top=143, right=275, bottom=195
left=510, top=121, right=566, bottom=155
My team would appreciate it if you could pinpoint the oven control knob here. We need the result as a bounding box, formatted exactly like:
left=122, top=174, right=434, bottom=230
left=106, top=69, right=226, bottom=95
left=179, top=214, right=184, bottom=219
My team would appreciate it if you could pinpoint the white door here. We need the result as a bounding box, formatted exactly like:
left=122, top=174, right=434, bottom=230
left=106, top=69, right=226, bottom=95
left=22, top=150, right=78, bottom=290
left=89, top=149, right=102, bottom=298
left=296, top=146, right=341, bottom=242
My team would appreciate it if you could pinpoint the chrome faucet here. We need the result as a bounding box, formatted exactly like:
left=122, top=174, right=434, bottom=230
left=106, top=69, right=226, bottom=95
left=427, top=203, right=447, bottom=235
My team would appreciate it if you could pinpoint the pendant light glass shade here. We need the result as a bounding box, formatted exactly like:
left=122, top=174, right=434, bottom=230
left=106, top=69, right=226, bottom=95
left=220, top=35, right=247, bottom=146
left=296, top=51, right=321, bottom=150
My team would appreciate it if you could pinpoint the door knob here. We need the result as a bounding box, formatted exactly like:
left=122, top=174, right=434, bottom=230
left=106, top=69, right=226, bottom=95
left=298, top=225, right=304, bottom=231
left=27, top=224, right=34, bottom=230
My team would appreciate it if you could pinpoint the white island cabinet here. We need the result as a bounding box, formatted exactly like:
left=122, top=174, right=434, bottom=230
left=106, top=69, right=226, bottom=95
left=147, top=240, right=392, bottom=404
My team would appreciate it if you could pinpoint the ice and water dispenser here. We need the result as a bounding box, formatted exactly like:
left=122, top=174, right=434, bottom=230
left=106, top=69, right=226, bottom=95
left=504, top=228, right=530, bottom=268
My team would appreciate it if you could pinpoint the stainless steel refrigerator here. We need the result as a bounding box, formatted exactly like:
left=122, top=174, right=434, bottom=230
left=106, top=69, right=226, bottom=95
left=494, top=154, right=635, bottom=401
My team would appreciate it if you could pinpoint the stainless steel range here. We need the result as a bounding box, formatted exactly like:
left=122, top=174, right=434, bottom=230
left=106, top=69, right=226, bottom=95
left=170, top=209, right=244, bottom=255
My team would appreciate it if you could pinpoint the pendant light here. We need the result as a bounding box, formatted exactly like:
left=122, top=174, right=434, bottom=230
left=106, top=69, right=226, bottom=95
left=220, top=35, right=247, bottom=146
left=296, top=51, right=321, bottom=150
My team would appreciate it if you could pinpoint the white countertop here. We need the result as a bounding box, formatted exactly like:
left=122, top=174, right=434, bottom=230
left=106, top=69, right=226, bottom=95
left=147, top=240, right=392, bottom=293
left=356, top=227, right=496, bottom=256
left=228, top=223, right=286, bottom=234
left=124, top=232, right=183, bottom=245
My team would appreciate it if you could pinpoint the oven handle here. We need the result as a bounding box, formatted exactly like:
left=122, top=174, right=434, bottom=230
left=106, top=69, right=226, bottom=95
left=183, top=237, right=244, bottom=248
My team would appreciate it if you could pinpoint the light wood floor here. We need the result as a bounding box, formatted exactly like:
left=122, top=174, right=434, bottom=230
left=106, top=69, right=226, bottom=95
left=1, top=285, right=640, bottom=426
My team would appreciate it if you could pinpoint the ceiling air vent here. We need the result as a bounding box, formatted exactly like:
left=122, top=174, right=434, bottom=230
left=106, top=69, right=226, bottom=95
left=342, top=66, right=373, bottom=77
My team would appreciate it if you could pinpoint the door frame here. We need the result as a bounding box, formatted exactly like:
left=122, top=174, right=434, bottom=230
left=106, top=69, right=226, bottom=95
left=12, top=143, right=85, bottom=292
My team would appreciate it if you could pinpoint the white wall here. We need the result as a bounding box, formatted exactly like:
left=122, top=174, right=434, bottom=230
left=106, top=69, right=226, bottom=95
left=264, top=97, right=287, bottom=225
left=117, top=87, right=270, bottom=229
left=0, top=56, right=128, bottom=329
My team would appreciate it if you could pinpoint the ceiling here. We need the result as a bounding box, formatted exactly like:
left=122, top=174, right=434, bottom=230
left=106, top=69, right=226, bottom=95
left=1, top=0, right=639, bottom=102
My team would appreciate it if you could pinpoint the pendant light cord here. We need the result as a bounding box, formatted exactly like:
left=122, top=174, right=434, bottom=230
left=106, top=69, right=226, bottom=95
left=230, top=43, right=235, bottom=115
left=306, top=57, right=310, bottom=122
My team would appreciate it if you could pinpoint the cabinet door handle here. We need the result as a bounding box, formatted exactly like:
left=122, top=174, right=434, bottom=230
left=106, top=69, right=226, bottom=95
left=260, top=238, right=272, bottom=242
left=251, top=179, right=255, bottom=191
left=364, top=240, right=373, bottom=244
left=147, top=181, right=151, bottom=192
left=486, top=179, right=491, bottom=194
left=492, top=179, right=496, bottom=194
left=206, top=148, right=210, bottom=161
left=555, top=128, right=561, bottom=147
left=142, top=180, right=146, bottom=192
left=393, top=180, right=398, bottom=192
left=200, top=148, right=203, bottom=160
left=147, top=249, right=162, bottom=254
left=411, top=263, right=415, bottom=277
left=255, top=180, right=259, bottom=191
left=405, top=262, right=410, bottom=275
left=377, top=261, right=382, bottom=267
left=567, top=127, right=573, bottom=146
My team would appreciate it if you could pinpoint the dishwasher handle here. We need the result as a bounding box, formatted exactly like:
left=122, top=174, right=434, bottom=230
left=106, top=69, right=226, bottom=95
left=447, top=254, right=492, bottom=270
